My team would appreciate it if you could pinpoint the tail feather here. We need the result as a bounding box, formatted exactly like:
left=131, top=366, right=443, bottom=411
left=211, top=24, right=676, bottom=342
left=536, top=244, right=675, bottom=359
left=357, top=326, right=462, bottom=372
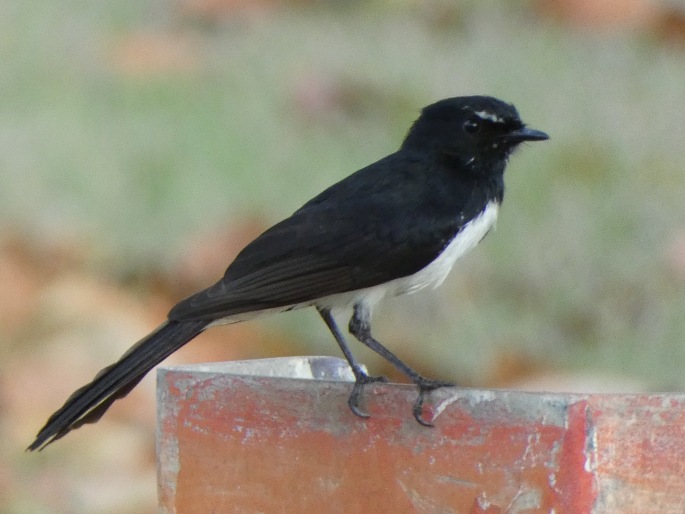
left=27, top=319, right=207, bottom=451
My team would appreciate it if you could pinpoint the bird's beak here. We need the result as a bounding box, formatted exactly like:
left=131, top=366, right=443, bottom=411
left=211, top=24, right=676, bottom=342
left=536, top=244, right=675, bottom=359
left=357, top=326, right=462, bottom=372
left=505, top=126, right=549, bottom=142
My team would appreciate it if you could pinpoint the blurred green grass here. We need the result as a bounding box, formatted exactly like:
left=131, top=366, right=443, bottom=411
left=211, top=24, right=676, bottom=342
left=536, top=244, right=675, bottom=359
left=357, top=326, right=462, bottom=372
left=2, top=0, right=685, bottom=391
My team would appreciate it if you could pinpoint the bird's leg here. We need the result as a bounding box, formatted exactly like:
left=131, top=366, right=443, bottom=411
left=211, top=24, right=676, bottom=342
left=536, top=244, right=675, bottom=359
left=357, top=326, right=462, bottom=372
left=348, top=302, right=454, bottom=426
left=318, top=307, right=387, bottom=418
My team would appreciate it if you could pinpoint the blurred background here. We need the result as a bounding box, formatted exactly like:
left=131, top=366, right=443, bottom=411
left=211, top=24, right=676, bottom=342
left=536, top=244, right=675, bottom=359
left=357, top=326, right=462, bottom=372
left=2, top=0, right=685, bottom=512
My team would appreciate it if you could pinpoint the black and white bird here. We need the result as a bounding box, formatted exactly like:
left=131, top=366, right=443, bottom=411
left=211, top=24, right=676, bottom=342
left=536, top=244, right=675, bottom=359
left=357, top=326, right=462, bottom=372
left=28, top=95, right=548, bottom=450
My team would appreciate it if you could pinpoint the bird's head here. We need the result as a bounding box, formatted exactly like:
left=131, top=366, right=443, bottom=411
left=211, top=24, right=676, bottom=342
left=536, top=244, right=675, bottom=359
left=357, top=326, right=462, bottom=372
left=401, top=96, right=548, bottom=176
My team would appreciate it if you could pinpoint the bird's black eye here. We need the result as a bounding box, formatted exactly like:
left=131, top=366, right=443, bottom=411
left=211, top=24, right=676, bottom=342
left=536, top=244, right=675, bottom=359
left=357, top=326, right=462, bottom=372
left=463, top=118, right=481, bottom=134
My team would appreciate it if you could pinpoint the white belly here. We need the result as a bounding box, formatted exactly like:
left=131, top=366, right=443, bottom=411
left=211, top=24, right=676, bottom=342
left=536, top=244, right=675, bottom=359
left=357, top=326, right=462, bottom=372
left=392, top=201, right=499, bottom=295
left=317, top=201, right=499, bottom=314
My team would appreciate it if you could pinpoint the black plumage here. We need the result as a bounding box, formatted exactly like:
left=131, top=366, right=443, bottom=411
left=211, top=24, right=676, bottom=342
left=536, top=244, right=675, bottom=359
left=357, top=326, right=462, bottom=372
left=29, top=95, right=547, bottom=450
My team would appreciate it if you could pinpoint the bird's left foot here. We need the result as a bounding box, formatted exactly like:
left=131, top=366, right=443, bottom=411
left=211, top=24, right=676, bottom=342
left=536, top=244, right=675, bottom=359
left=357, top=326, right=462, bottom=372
left=347, top=371, right=388, bottom=418
left=412, top=377, right=455, bottom=427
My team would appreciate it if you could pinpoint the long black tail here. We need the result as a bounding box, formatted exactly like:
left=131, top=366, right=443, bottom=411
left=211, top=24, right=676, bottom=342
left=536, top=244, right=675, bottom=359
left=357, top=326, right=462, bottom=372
left=27, top=319, right=208, bottom=451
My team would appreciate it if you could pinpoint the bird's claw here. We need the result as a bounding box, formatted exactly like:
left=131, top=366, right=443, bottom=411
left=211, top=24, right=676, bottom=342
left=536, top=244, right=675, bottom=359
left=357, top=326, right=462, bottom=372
left=347, top=372, right=388, bottom=418
left=412, top=378, right=455, bottom=427
left=348, top=372, right=453, bottom=426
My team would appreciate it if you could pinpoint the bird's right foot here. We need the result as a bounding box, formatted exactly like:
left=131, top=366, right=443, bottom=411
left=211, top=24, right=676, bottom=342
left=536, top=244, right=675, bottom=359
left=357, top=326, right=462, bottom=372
left=411, top=377, right=455, bottom=427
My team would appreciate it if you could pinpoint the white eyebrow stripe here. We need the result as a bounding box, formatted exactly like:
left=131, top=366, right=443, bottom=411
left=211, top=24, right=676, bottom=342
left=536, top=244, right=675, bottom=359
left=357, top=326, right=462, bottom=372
left=474, top=110, right=503, bottom=123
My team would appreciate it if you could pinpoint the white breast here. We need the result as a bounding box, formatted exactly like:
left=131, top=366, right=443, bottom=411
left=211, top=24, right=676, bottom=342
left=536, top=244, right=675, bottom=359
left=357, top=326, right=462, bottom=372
left=391, top=201, right=499, bottom=295
left=316, top=201, right=500, bottom=315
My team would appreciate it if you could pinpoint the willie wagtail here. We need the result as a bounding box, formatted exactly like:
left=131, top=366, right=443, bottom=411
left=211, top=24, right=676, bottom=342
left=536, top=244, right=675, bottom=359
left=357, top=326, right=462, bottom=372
left=28, top=95, right=548, bottom=450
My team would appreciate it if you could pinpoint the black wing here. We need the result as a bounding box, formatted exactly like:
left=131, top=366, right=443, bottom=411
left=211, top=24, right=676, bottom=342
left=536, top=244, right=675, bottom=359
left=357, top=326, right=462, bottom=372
left=169, top=153, right=484, bottom=321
